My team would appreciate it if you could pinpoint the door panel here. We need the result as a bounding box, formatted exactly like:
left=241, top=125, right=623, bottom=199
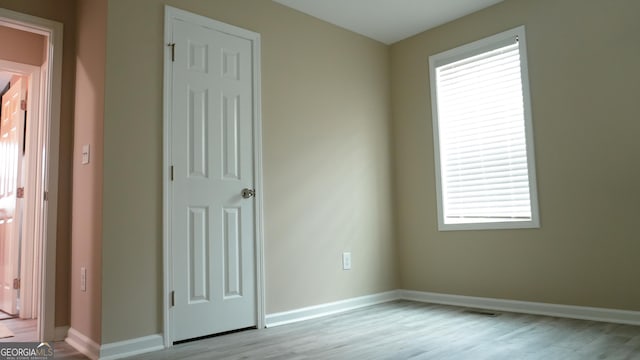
left=171, top=18, right=256, bottom=342
left=188, top=206, right=209, bottom=303
left=223, top=207, right=241, bottom=298
left=0, top=77, right=24, bottom=315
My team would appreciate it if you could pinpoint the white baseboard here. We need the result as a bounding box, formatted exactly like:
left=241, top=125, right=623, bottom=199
left=54, top=326, right=69, bottom=341
left=265, top=290, right=400, bottom=327
left=399, top=289, right=640, bottom=326
left=66, top=327, right=100, bottom=360
left=265, top=289, right=640, bottom=329
left=100, top=334, right=164, bottom=360
left=66, top=328, right=164, bottom=360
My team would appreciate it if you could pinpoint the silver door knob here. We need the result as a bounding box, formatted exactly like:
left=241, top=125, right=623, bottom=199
left=241, top=188, right=255, bottom=199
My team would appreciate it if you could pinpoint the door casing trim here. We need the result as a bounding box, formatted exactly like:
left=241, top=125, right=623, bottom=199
left=162, top=5, right=265, bottom=347
left=0, top=8, right=63, bottom=342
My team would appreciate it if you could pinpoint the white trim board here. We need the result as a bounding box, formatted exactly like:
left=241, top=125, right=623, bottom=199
left=66, top=328, right=100, bottom=360
left=399, top=290, right=640, bottom=326
left=265, top=290, right=640, bottom=328
left=66, top=329, right=163, bottom=360
left=265, top=291, right=400, bottom=327
left=100, top=334, right=164, bottom=360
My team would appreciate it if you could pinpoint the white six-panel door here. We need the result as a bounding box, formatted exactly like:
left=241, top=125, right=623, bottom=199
left=168, top=13, right=259, bottom=342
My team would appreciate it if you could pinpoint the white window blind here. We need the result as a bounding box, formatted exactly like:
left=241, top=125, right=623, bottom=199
left=429, top=26, right=539, bottom=230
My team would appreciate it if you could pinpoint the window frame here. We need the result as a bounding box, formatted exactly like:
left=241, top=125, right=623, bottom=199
left=429, top=26, right=540, bottom=231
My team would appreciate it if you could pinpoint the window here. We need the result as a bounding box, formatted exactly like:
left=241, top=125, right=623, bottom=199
left=429, top=26, right=539, bottom=231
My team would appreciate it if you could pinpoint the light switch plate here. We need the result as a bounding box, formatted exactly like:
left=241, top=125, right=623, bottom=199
left=80, top=266, right=87, bottom=292
left=81, top=144, right=90, bottom=164
left=342, top=252, right=352, bottom=270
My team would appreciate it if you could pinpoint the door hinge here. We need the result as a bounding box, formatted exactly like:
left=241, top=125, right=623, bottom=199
left=170, top=166, right=174, bottom=181
left=16, top=187, right=24, bottom=198
left=20, top=100, right=27, bottom=111
left=170, top=290, right=175, bottom=307
left=168, top=42, right=175, bottom=62
left=13, top=278, right=20, bottom=290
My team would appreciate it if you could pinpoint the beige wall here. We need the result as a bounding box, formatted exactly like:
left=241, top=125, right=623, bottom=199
left=391, top=0, right=640, bottom=311
left=71, top=0, right=106, bottom=343
left=9, top=0, right=633, bottom=347
left=0, top=0, right=77, bottom=327
left=102, top=0, right=396, bottom=343
left=0, top=25, right=45, bottom=66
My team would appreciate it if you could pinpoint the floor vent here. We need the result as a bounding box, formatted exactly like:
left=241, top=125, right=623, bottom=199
left=462, top=309, right=500, bottom=317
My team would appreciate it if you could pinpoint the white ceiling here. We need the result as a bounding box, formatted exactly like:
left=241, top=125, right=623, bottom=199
left=273, top=0, right=504, bottom=44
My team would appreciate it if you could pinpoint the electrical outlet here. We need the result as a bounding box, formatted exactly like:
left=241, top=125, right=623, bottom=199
left=81, top=267, right=87, bottom=292
left=342, top=252, right=352, bottom=270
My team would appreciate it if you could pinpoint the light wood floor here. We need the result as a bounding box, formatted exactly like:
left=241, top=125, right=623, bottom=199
left=3, top=301, right=638, bottom=359
left=0, top=317, right=86, bottom=359
left=127, top=300, right=640, bottom=360
left=0, top=317, right=37, bottom=342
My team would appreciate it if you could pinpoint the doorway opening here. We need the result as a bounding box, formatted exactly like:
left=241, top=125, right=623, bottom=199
left=0, top=8, right=63, bottom=342
left=0, top=63, right=41, bottom=342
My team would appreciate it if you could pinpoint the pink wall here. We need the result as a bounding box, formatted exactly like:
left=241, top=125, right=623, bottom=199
left=0, top=25, right=45, bottom=66
left=71, top=0, right=107, bottom=343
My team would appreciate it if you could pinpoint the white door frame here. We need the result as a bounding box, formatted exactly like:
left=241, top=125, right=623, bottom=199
left=162, top=5, right=265, bottom=347
left=0, top=8, right=63, bottom=342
